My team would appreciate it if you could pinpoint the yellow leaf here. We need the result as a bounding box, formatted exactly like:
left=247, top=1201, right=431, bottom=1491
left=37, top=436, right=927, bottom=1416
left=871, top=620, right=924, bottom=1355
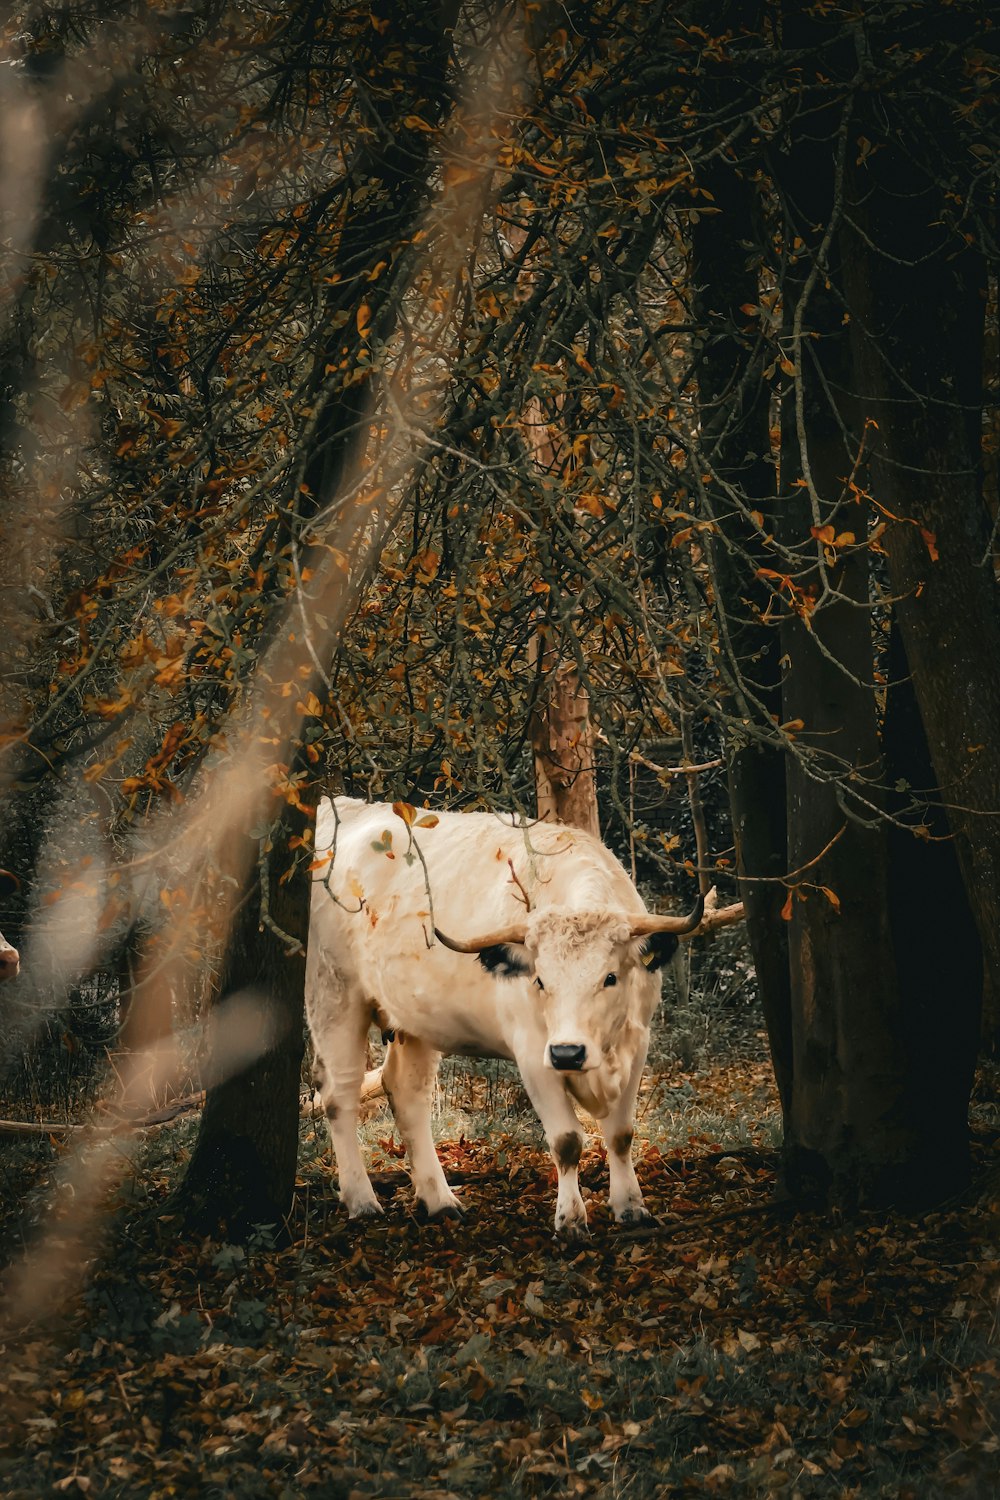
left=443, top=163, right=479, bottom=190
left=392, top=801, right=416, bottom=827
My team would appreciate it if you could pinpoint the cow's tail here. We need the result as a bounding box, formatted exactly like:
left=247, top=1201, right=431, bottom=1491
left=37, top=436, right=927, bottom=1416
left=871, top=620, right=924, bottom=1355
left=309, top=1067, right=386, bottom=1113
left=360, top=1066, right=386, bottom=1103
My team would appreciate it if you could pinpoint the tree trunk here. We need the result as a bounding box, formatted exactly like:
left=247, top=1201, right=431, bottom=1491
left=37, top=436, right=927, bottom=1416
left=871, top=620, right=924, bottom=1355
left=688, top=20, right=793, bottom=1116
left=174, top=798, right=309, bottom=1238
left=530, top=650, right=601, bottom=837
left=771, top=17, right=908, bottom=1206
left=519, top=382, right=601, bottom=839
left=843, top=56, right=992, bottom=1106
left=884, top=618, right=981, bottom=1199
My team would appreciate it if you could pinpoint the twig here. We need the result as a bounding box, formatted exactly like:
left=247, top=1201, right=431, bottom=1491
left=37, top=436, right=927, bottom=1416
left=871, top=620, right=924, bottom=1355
left=0, top=1092, right=205, bottom=1136
left=595, top=730, right=721, bottom=779
left=507, top=858, right=532, bottom=912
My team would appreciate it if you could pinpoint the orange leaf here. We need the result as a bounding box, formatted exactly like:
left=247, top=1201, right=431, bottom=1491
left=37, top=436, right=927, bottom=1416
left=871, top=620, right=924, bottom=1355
left=780, top=890, right=794, bottom=922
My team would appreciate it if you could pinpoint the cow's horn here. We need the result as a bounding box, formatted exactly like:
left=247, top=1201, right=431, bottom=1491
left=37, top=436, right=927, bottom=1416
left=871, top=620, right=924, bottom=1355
left=434, top=923, right=528, bottom=954
left=627, top=894, right=705, bottom=939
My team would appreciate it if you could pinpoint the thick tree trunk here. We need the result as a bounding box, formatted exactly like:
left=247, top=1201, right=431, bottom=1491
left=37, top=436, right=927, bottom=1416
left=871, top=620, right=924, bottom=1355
left=771, top=19, right=908, bottom=1206
left=174, top=798, right=309, bottom=1237
left=689, top=51, right=793, bottom=1116
left=884, top=619, right=981, bottom=1199
left=843, top=71, right=992, bottom=1108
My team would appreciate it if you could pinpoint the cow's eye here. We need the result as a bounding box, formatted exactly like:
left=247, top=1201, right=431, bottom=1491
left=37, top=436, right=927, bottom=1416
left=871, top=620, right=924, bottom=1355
left=604, top=973, right=618, bottom=988
left=535, top=976, right=544, bottom=990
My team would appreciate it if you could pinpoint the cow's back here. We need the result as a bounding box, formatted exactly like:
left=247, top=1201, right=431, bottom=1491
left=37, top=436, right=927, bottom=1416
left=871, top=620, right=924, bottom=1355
left=308, top=797, right=649, bottom=1054
left=314, top=795, right=644, bottom=927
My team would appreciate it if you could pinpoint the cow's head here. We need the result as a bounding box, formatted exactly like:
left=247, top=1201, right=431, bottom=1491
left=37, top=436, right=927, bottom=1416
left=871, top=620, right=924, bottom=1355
left=435, top=896, right=703, bottom=1075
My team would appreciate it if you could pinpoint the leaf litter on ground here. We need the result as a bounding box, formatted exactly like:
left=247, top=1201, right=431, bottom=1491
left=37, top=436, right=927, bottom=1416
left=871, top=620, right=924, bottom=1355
left=0, top=1042, right=999, bottom=1498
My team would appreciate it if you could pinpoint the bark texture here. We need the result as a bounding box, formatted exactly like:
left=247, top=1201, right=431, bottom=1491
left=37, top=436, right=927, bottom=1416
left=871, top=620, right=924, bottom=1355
left=689, top=26, right=793, bottom=1115
left=843, top=53, right=991, bottom=1139
left=530, top=656, right=601, bottom=837
left=884, top=619, right=982, bottom=1199
left=175, top=801, right=309, bottom=1237
left=771, top=16, right=905, bottom=1204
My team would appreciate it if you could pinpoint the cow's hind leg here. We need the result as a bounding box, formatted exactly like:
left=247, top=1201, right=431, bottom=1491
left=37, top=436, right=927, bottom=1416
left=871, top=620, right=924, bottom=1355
left=310, top=991, right=383, bottom=1219
left=598, top=1037, right=654, bottom=1225
left=381, top=1036, right=461, bottom=1219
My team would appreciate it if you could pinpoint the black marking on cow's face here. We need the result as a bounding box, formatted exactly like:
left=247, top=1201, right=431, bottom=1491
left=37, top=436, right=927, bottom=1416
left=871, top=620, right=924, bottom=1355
left=554, top=1131, right=583, bottom=1170
left=477, top=943, right=531, bottom=979
left=639, top=931, right=679, bottom=972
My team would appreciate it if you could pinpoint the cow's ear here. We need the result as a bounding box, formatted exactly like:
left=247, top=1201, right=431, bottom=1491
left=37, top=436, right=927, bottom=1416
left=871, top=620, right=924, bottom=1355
left=477, top=943, right=531, bottom=979
left=638, top=932, right=679, bottom=972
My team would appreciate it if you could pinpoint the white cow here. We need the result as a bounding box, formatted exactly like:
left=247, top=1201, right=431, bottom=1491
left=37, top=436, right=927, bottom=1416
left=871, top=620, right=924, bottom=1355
left=0, top=931, right=19, bottom=981
left=305, top=796, right=706, bottom=1237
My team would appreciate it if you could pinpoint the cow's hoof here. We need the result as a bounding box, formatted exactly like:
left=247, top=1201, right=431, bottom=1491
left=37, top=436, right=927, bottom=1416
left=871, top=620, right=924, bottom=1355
left=345, top=1199, right=384, bottom=1220
left=416, top=1200, right=464, bottom=1223
left=617, top=1206, right=657, bottom=1227
left=555, top=1219, right=591, bottom=1243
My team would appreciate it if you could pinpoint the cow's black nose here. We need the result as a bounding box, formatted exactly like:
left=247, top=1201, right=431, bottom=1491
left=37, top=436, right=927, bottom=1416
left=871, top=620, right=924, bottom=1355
left=549, top=1043, right=586, bottom=1072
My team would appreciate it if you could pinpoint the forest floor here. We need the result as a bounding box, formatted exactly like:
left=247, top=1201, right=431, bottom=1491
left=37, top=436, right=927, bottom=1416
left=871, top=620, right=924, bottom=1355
left=0, top=1020, right=998, bottom=1499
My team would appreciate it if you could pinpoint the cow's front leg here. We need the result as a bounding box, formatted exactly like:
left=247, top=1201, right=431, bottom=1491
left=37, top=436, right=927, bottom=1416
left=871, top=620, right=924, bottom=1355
left=598, top=1032, right=654, bottom=1225
left=382, top=1035, right=461, bottom=1219
left=518, top=1059, right=589, bottom=1239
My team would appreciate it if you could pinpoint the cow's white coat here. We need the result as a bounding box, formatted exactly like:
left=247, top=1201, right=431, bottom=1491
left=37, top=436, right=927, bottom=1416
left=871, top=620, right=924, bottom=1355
left=306, top=796, right=674, bottom=1235
left=0, top=931, right=19, bottom=981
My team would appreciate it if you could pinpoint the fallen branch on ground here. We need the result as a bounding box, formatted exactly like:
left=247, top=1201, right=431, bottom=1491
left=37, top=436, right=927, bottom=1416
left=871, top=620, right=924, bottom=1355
left=0, top=1092, right=206, bottom=1136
